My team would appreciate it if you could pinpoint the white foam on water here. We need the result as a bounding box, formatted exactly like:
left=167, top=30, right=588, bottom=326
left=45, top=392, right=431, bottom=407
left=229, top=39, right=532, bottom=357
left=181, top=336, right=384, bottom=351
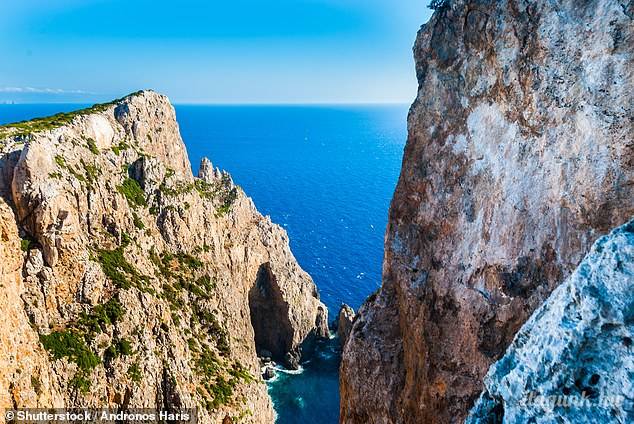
left=274, top=365, right=305, bottom=375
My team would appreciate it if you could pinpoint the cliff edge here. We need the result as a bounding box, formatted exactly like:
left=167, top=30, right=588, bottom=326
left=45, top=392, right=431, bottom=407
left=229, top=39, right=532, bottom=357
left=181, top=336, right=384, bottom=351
left=340, top=0, right=633, bottom=422
left=0, top=90, right=328, bottom=423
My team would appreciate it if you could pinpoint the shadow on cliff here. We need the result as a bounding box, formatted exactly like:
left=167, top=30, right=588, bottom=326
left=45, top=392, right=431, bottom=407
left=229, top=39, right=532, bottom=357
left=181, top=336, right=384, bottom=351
left=249, top=263, right=295, bottom=364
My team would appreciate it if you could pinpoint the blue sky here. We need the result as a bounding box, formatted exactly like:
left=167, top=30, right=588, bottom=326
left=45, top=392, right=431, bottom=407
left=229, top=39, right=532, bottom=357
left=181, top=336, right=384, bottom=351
left=0, top=0, right=432, bottom=104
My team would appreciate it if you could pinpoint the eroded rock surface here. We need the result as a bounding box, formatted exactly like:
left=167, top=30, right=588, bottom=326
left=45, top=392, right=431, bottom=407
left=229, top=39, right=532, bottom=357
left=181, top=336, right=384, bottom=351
left=340, top=0, right=634, bottom=422
left=0, top=90, right=328, bottom=423
left=467, top=219, right=634, bottom=424
left=336, top=304, right=355, bottom=349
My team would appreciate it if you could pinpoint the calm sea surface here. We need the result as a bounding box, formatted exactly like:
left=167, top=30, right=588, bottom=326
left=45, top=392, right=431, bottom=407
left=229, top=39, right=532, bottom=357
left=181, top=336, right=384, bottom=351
left=0, top=103, right=407, bottom=423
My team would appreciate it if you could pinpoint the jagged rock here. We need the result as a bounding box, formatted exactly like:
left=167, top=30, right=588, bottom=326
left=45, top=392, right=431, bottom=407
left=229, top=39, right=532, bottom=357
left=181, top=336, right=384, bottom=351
left=337, top=304, right=355, bottom=348
left=198, top=157, right=222, bottom=182
left=0, top=90, right=328, bottom=423
left=341, top=0, right=634, bottom=422
left=466, top=219, right=634, bottom=424
left=262, top=367, right=276, bottom=381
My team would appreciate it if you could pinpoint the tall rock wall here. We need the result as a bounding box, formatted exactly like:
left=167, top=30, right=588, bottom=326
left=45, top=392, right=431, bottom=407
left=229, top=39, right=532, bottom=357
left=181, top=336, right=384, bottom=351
left=0, top=90, right=328, bottom=424
left=340, top=0, right=633, bottom=422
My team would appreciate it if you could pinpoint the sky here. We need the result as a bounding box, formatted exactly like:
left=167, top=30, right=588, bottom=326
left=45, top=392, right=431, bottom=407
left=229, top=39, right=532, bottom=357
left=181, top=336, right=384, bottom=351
left=0, top=0, right=433, bottom=104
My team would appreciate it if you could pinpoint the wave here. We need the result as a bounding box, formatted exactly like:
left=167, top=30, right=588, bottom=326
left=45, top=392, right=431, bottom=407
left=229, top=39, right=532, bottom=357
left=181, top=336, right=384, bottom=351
left=274, top=365, right=305, bottom=375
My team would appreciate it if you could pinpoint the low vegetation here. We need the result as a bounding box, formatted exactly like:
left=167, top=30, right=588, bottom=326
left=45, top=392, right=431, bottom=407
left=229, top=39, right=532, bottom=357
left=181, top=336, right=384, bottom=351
left=78, top=298, right=124, bottom=335
left=111, top=140, right=130, bottom=156
left=128, top=362, right=142, bottom=382
left=40, top=330, right=101, bottom=373
left=86, top=138, right=99, bottom=155
left=105, top=338, right=133, bottom=360
left=95, top=247, right=138, bottom=289
left=117, top=177, right=147, bottom=208
left=0, top=90, right=144, bottom=139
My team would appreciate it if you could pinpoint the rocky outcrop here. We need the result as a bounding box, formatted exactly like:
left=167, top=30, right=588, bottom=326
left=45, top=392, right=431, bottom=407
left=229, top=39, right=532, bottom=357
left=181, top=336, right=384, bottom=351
left=340, top=0, right=634, bottom=423
left=0, top=90, right=328, bottom=423
left=336, top=304, right=355, bottom=349
left=466, top=219, right=634, bottom=424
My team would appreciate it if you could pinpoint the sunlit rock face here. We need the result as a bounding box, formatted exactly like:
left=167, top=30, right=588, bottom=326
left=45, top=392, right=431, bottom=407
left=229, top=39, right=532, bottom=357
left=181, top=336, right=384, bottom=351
left=0, top=90, right=328, bottom=423
left=467, top=219, right=634, bottom=424
left=340, top=0, right=633, bottom=422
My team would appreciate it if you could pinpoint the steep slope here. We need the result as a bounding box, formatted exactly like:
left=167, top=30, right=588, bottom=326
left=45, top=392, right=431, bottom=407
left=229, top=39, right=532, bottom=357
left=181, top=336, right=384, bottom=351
left=0, top=90, right=328, bottom=423
left=340, top=0, right=633, bottom=422
left=467, top=219, right=633, bottom=424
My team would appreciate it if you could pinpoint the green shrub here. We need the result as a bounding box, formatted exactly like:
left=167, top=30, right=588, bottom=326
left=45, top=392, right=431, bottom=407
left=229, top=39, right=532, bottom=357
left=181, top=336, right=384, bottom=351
left=128, top=362, right=142, bottom=382
left=20, top=238, right=31, bottom=252
left=81, top=160, right=100, bottom=185
left=207, top=376, right=234, bottom=409
left=196, top=275, right=216, bottom=291
left=86, top=138, right=99, bottom=155
left=40, top=331, right=100, bottom=373
left=176, top=253, right=203, bottom=270
left=132, top=212, right=145, bottom=230
left=229, top=362, right=254, bottom=383
left=428, top=0, right=450, bottom=10
left=31, top=376, right=42, bottom=394
left=117, top=178, right=147, bottom=208
left=111, top=140, right=130, bottom=156
left=194, top=345, right=220, bottom=379
left=54, top=155, right=67, bottom=168
left=78, top=298, right=125, bottom=334
left=95, top=247, right=139, bottom=289
left=105, top=338, right=133, bottom=359
left=69, top=373, right=91, bottom=394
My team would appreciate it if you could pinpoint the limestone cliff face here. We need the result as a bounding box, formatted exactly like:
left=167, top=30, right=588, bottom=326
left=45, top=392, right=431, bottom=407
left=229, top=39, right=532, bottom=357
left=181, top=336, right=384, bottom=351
left=0, top=90, right=328, bottom=423
left=466, top=219, right=634, bottom=423
left=340, top=0, right=633, bottom=422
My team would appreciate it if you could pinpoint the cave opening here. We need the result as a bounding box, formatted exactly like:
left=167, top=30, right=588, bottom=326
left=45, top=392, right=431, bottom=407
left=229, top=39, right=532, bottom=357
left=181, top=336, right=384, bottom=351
left=248, top=262, right=294, bottom=363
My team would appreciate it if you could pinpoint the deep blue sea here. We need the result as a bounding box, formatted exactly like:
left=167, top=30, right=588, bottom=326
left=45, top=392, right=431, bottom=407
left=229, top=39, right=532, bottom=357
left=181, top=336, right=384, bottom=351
left=0, top=103, right=407, bottom=423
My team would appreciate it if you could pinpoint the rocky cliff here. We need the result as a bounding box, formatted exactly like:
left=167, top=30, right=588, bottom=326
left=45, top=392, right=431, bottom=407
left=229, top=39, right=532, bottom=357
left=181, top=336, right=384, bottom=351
left=466, top=219, right=633, bottom=424
left=340, top=0, right=633, bottom=422
left=0, top=90, right=328, bottom=423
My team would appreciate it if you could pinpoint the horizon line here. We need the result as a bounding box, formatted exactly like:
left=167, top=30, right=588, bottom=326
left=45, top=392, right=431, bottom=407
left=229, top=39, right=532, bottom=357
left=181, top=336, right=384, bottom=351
left=0, top=101, right=412, bottom=106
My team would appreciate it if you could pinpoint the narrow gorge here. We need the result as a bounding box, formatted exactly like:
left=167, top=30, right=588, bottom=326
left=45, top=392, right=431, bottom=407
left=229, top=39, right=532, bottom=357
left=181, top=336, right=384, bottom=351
left=0, top=91, right=328, bottom=423
left=341, top=0, right=633, bottom=423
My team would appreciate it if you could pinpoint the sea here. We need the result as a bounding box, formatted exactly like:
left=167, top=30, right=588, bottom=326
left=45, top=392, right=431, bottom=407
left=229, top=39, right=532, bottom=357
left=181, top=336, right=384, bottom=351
left=0, top=103, right=408, bottom=423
